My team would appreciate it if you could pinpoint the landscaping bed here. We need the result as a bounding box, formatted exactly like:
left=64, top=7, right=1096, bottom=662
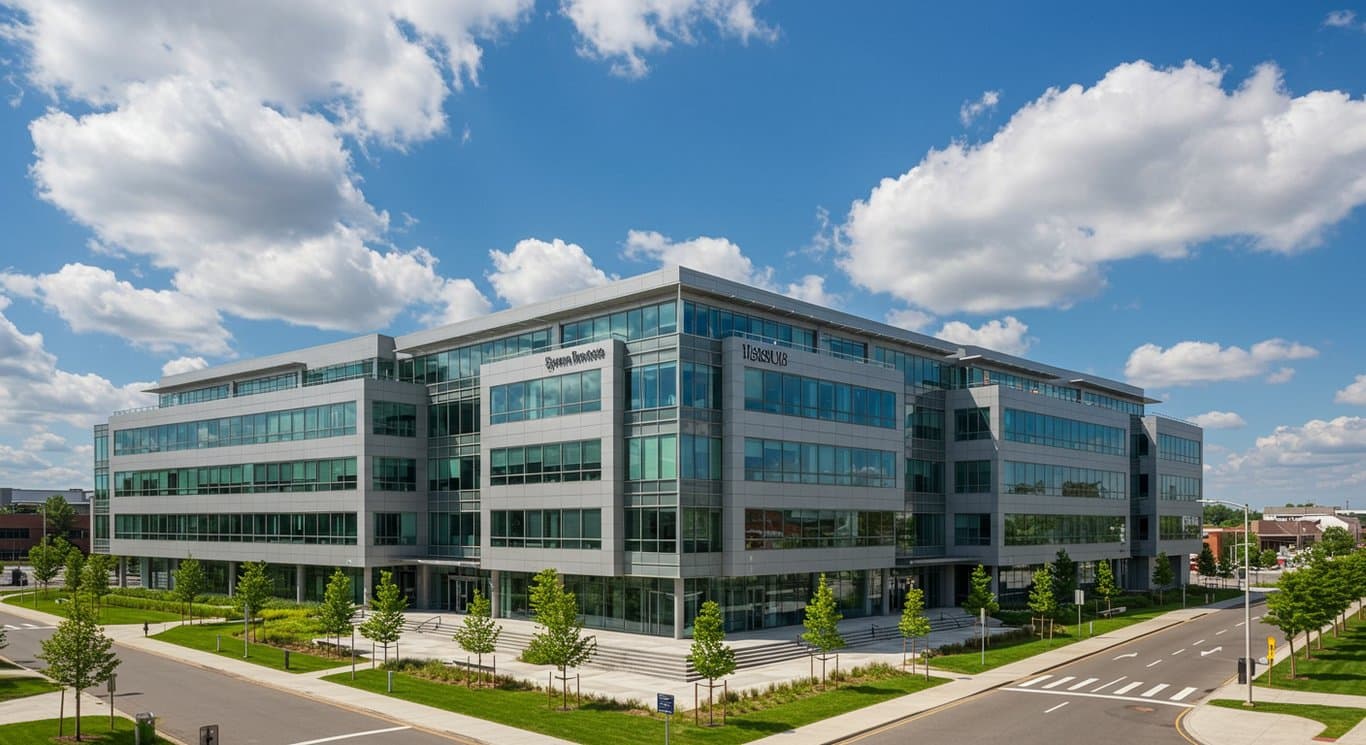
left=1209, top=699, right=1366, bottom=740
left=153, top=620, right=351, bottom=674
left=1258, top=613, right=1366, bottom=695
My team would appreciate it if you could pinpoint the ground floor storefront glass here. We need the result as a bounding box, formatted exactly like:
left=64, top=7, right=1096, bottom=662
left=498, top=573, right=676, bottom=636
left=683, top=570, right=880, bottom=635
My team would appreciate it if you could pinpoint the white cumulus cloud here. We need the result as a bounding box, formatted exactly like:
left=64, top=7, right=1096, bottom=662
left=1210, top=416, right=1366, bottom=505
left=562, top=0, right=777, bottom=79
left=959, top=89, right=1000, bottom=125
left=1324, top=10, right=1364, bottom=30
left=1124, top=338, right=1318, bottom=388
left=624, top=229, right=776, bottom=288
left=1336, top=374, right=1366, bottom=405
left=1189, top=411, right=1247, bottom=430
left=884, top=308, right=934, bottom=332
left=488, top=238, right=614, bottom=307
left=840, top=61, right=1366, bottom=315
left=161, top=356, right=209, bottom=377
left=935, top=316, right=1032, bottom=356
left=784, top=275, right=840, bottom=308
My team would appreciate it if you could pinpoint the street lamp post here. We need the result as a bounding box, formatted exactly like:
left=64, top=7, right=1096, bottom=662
left=1202, top=498, right=1252, bottom=706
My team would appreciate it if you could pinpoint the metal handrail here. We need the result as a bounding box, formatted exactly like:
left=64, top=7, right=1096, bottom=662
left=413, top=615, right=443, bottom=633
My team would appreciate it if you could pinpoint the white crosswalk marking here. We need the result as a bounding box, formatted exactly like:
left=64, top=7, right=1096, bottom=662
left=1042, top=676, right=1075, bottom=689
left=1141, top=684, right=1169, bottom=698
left=1114, top=682, right=1144, bottom=695
left=1171, top=649, right=1185, bottom=656
left=1068, top=678, right=1098, bottom=691
left=1018, top=675, right=1051, bottom=688
left=1170, top=687, right=1199, bottom=701
left=3, top=624, right=17, bottom=630
left=1091, top=677, right=1126, bottom=693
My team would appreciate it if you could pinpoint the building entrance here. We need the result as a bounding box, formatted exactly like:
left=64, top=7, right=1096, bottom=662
left=449, top=577, right=479, bottom=613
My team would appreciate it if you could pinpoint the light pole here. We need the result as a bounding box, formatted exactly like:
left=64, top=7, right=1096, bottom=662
left=1201, top=498, right=1252, bottom=706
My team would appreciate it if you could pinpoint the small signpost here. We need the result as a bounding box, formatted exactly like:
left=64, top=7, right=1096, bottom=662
left=980, top=608, right=986, bottom=666
left=658, top=693, right=675, bottom=745
left=199, top=724, right=219, bottom=745
left=107, top=674, right=116, bottom=732
left=1074, top=590, right=1084, bottom=634
left=1267, top=637, right=1276, bottom=685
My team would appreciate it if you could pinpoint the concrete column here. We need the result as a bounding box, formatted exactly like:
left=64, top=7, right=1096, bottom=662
left=878, top=571, right=890, bottom=616
left=490, top=570, right=502, bottom=618
left=989, top=565, right=999, bottom=598
left=296, top=564, right=306, bottom=603
left=416, top=565, right=431, bottom=609
left=227, top=561, right=237, bottom=597
left=116, top=557, right=126, bottom=588
left=672, top=577, right=685, bottom=640
left=169, top=558, right=180, bottom=590
left=362, top=566, right=374, bottom=607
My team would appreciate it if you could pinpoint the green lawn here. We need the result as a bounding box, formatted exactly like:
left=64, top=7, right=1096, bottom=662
left=0, top=716, right=136, bottom=744
left=323, top=667, right=944, bottom=745
left=2, top=589, right=183, bottom=624
left=0, top=676, right=60, bottom=701
left=153, top=621, right=350, bottom=674
left=1259, top=612, right=1366, bottom=695
left=933, top=590, right=1244, bottom=674
left=1210, top=699, right=1366, bottom=739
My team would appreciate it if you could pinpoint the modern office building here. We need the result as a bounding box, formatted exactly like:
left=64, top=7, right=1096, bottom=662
left=94, top=267, right=1203, bottom=637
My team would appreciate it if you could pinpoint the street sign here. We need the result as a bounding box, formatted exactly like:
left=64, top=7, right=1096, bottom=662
left=107, top=674, right=115, bottom=694
left=1074, top=589, right=1084, bottom=605
left=1267, top=637, right=1276, bottom=662
left=199, top=724, right=218, bottom=745
left=657, top=693, right=675, bottom=715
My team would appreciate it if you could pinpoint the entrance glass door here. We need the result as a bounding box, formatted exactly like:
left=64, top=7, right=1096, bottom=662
left=449, top=578, right=477, bottom=613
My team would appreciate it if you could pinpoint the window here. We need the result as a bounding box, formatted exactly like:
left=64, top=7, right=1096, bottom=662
left=490, top=440, right=602, bottom=485
left=683, top=508, right=722, bottom=552
left=743, top=438, right=897, bottom=487
left=679, top=435, right=722, bottom=480
left=1159, top=514, right=1202, bottom=539
left=743, top=509, right=893, bottom=549
left=1003, top=514, right=1127, bottom=545
left=372, top=401, right=417, bottom=437
left=428, top=456, right=479, bottom=492
left=905, top=459, right=944, bottom=494
left=906, top=406, right=944, bottom=441
left=1158, top=434, right=1201, bottom=465
left=682, top=300, right=815, bottom=351
left=822, top=336, right=867, bottom=361
left=627, top=362, right=678, bottom=410
left=400, top=329, right=552, bottom=385
left=115, top=458, right=357, bottom=496
left=304, top=358, right=396, bottom=386
left=373, top=513, right=417, bottom=545
left=873, top=347, right=946, bottom=389
left=1003, top=462, right=1126, bottom=499
left=114, top=403, right=356, bottom=455
left=680, top=362, right=721, bottom=409
left=742, top=369, right=896, bottom=428
left=158, top=383, right=231, bottom=408
left=561, top=301, right=678, bottom=346
left=954, top=407, right=991, bottom=440
left=628, top=435, right=677, bottom=481
left=489, top=370, right=603, bottom=424
left=491, top=509, right=601, bottom=549
left=625, top=507, right=677, bottom=552
left=372, top=457, right=417, bottom=492
left=115, top=512, right=357, bottom=544
left=234, top=372, right=299, bottom=397
left=953, top=461, right=992, bottom=493
left=1157, top=474, right=1201, bottom=501
left=1002, top=409, right=1126, bottom=456
left=953, top=514, right=992, bottom=546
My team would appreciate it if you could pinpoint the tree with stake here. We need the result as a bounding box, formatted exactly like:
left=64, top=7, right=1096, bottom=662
left=688, top=600, right=735, bottom=726
left=38, top=599, right=120, bottom=741
left=1027, top=567, right=1057, bottom=639
left=63, top=544, right=85, bottom=600
left=234, top=561, right=272, bottom=642
left=173, top=556, right=207, bottom=624
left=962, top=564, right=998, bottom=646
left=523, top=568, right=596, bottom=710
left=452, top=588, right=501, bottom=687
left=1265, top=568, right=1312, bottom=679
left=1052, top=549, right=1077, bottom=609
left=1151, top=552, right=1174, bottom=604
left=802, top=574, right=845, bottom=686
left=1095, top=560, right=1119, bottom=615
left=1196, top=544, right=1218, bottom=587
left=28, top=537, right=65, bottom=599
left=897, top=586, right=931, bottom=678
left=81, top=554, right=113, bottom=616
left=319, top=569, right=356, bottom=657
left=1216, top=551, right=1234, bottom=590
left=359, top=570, right=406, bottom=665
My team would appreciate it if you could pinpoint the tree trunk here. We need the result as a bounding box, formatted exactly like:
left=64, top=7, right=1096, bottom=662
left=59, top=688, right=64, bottom=737
left=1288, top=636, right=1297, bottom=678
left=561, top=666, right=569, bottom=710
left=708, top=677, right=715, bottom=726
left=75, top=684, right=82, bottom=740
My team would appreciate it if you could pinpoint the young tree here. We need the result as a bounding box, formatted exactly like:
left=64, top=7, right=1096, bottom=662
left=234, top=561, right=273, bottom=641
left=1216, top=551, right=1235, bottom=589
left=43, top=494, right=76, bottom=537
left=359, top=570, right=407, bottom=665
left=452, top=588, right=501, bottom=687
left=897, top=586, right=931, bottom=678
left=28, top=537, right=66, bottom=597
left=1265, top=568, right=1313, bottom=678
left=63, top=545, right=85, bottom=600
left=1052, top=549, right=1077, bottom=607
left=38, top=599, right=120, bottom=741
left=319, top=569, right=356, bottom=656
left=1319, top=526, right=1356, bottom=557
left=688, top=600, right=736, bottom=725
left=1260, top=549, right=1281, bottom=574
left=1196, top=544, right=1218, bottom=587
left=1094, top=560, right=1119, bottom=615
left=1151, top=552, right=1174, bottom=604
left=962, top=564, right=999, bottom=646
left=523, top=568, right=596, bottom=710
left=802, top=574, right=845, bottom=686
left=1027, top=567, right=1057, bottom=639
left=81, top=554, right=113, bottom=615
left=172, top=556, right=207, bottom=624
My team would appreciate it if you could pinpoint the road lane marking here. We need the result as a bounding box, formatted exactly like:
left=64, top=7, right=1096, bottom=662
left=1200, top=647, right=1222, bottom=657
left=1193, top=639, right=1206, bottom=645
left=1141, top=684, right=1170, bottom=698
left=3, top=624, right=16, bottom=630
left=1171, top=687, right=1199, bottom=701
left=288, top=727, right=412, bottom=745
left=1004, top=687, right=1195, bottom=709
left=1042, top=676, right=1075, bottom=689
left=1114, top=682, right=1144, bottom=695
left=1171, top=649, right=1185, bottom=656
left=1091, top=677, right=1126, bottom=693
left=1236, top=622, right=1245, bottom=627
left=22, top=624, right=38, bottom=629
left=1216, top=629, right=1227, bottom=635
left=1252, top=616, right=1260, bottom=621
left=1044, top=702, right=1069, bottom=714
left=1018, top=675, right=1051, bottom=687
left=1068, top=678, right=1098, bottom=691
left=1114, top=652, right=1138, bottom=660
left=1146, top=660, right=1162, bottom=668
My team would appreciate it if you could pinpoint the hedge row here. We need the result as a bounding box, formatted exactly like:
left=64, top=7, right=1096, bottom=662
left=103, top=593, right=239, bottom=620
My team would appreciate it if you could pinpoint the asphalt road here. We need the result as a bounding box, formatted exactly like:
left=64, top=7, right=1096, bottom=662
left=0, top=608, right=462, bottom=745
left=848, top=596, right=1280, bottom=745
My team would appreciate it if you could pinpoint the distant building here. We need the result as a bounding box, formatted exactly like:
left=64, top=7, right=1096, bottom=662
left=0, top=487, right=92, bottom=562
left=0, top=487, right=90, bottom=511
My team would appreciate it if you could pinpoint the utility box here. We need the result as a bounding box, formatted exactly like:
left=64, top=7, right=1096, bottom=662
left=1237, top=657, right=1255, bottom=684
left=134, top=712, right=156, bottom=744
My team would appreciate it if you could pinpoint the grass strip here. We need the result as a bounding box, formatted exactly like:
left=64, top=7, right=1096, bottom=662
left=0, top=716, right=135, bottom=744
left=153, top=621, right=349, bottom=674
left=1209, top=699, right=1366, bottom=739
left=932, top=589, right=1244, bottom=674
left=2, top=589, right=183, bottom=624
left=324, top=665, right=944, bottom=745
left=1258, top=613, right=1366, bottom=696
left=0, top=676, right=60, bottom=701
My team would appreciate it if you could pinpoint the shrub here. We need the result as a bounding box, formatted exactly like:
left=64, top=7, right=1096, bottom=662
left=103, top=593, right=239, bottom=620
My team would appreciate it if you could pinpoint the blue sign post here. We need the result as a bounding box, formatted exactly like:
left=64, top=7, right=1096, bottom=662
left=658, top=693, right=675, bottom=744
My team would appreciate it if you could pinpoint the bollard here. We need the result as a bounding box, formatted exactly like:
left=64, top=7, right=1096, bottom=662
left=284, top=650, right=290, bottom=670
left=216, top=635, right=221, bottom=652
left=387, top=670, right=394, bottom=693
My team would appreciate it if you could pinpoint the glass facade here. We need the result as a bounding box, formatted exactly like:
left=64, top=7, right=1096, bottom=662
left=680, top=362, right=721, bottom=409
left=873, top=347, right=946, bottom=389
left=822, top=335, right=868, bottom=361
left=490, top=440, right=602, bottom=485
left=1158, top=434, right=1201, bottom=465
left=305, top=358, right=395, bottom=386
left=950, top=367, right=1143, bottom=415
left=1159, top=514, right=1202, bottom=539
left=234, top=372, right=299, bottom=397
left=625, top=506, right=676, bottom=552
left=628, top=435, right=677, bottom=480
left=743, top=368, right=897, bottom=428
left=114, top=402, right=356, bottom=455
left=401, top=329, right=553, bottom=385
left=743, top=438, right=897, bottom=487
left=428, top=455, right=478, bottom=491
left=491, top=508, right=602, bottom=549
left=115, top=512, right=358, bottom=544
left=954, top=407, right=991, bottom=440
left=372, top=457, right=417, bottom=491
left=627, top=362, right=678, bottom=410
left=428, top=399, right=479, bottom=438
left=905, top=459, right=944, bottom=493
left=682, top=300, right=816, bottom=350
left=429, top=512, right=479, bottom=552
left=560, top=301, right=678, bottom=346
left=1003, top=462, right=1126, bottom=499
left=743, top=509, right=894, bottom=549
left=679, top=434, right=722, bottom=480
left=954, top=514, right=992, bottom=545
left=906, top=406, right=944, bottom=441
left=372, top=401, right=416, bottom=437
left=1002, top=409, right=1126, bottom=456
left=489, top=370, right=602, bottom=424
left=1003, top=514, right=1127, bottom=545
left=954, top=460, right=992, bottom=493
left=373, top=512, right=417, bottom=545
left=158, top=383, right=231, bottom=408
left=1157, top=474, right=1201, bottom=501
left=115, top=458, right=357, bottom=496
left=682, top=507, right=722, bottom=552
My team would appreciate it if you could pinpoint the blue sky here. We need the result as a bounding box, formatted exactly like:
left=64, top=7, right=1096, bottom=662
left=0, top=1, right=1363, bottom=509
